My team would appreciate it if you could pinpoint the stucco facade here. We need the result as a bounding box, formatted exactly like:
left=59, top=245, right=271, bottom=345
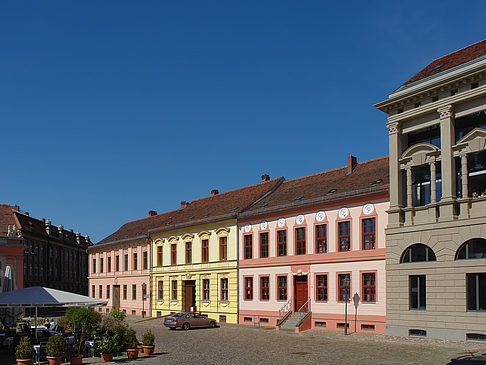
left=375, top=40, right=486, bottom=340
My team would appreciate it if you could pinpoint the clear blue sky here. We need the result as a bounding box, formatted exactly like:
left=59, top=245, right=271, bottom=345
left=1, top=1, right=485, bottom=242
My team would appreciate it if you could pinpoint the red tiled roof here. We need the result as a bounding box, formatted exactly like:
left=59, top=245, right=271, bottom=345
left=0, top=204, right=19, bottom=237
left=404, top=39, right=486, bottom=85
left=241, top=156, right=389, bottom=216
left=97, top=177, right=284, bottom=245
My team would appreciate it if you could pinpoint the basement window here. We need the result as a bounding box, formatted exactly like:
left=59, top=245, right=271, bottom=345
left=315, top=321, right=326, bottom=327
left=219, top=315, right=226, bottom=323
left=260, top=318, right=269, bottom=323
left=244, top=317, right=252, bottom=323
left=361, top=324, right=375, bottom=331
left=466, top=333, right=486, bottom=342
left=409, top=329, right=427, bottom=337
left=336, top=323, right=349, bottom=329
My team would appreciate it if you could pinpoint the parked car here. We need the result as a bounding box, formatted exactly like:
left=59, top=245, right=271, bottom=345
left=164, top=312, right=217, bottom=330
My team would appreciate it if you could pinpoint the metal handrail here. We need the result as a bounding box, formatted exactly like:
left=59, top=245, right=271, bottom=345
left=296, top=298, right=311, bottom=314
left=278, top=299, right=291, bottom=319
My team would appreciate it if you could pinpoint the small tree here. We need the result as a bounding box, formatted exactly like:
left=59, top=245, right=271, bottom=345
left=46, top=335, right=65, bottom=357
left=96, top=313, right=128, bottom=354
left=142, top=330, right=154, bottom=346
left=124, top=328, right=138, bottom=350
left=65, top=307, right=101, bottom=355
left=110, top=310, right=126, bottom=322
left=15, top=337, right=34, bottom=360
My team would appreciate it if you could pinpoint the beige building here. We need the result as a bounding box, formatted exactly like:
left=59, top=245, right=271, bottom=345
left=375, top=39, right=486, bottom=340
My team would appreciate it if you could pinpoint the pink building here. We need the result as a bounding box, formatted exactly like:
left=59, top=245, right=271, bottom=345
left=238, top=156, right=389, bottom=333
left=88, top=215, right=152, bottom=317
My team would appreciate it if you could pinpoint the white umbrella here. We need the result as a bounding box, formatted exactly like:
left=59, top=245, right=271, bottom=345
left=0, top=265, right=22, bottom=328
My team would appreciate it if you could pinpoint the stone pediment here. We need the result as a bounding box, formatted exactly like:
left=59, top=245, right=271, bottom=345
left=400, top=143, right=440, bottom=167
left=182, top=233, right=194, bottom=241
left=453, top=128, right=486, bottom=155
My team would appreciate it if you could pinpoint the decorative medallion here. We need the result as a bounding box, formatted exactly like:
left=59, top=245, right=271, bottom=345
left=277, top=218, right=286, bottom=228
left=363, top=203, right=374, bottom=215
left=316, top=211, right=326, bottom=222
left=338, top=207, right=349, bottom=219
left=244, top=224, right=251, bottom=233
left=296, top=215, right=305, bottom=225
left=260, top=221, right=268, bottom=230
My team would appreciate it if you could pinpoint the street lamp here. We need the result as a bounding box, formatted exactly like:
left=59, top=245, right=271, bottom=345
left=142, top=282, right=147, bottom=318
left=344, top=276, right=350, bottom=336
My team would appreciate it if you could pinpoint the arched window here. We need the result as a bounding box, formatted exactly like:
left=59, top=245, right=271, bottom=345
left=456, top=238, right=486, bottom=260
left=400, top=244, right=437, bottom=263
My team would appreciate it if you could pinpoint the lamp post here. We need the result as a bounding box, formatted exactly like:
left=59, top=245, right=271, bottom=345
left=344, top=276, right=350, bottom=336
left=142, top=282, right=146, bottom=318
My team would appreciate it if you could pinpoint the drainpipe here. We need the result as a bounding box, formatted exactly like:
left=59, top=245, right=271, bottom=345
left=148, top=234, right=152, bottom=317
left=236, top=217, right=239, bottom=324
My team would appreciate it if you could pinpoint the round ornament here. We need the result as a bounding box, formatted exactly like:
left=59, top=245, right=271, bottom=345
left=277, top=218, right=286, bottom=228
left=338, top=207, right=349, bottom=219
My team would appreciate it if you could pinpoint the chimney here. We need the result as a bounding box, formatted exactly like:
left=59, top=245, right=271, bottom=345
left=25, top=212, right=29, bottom=216
left=211, top=189, right=219, bottom=196
left=148, top=210, right=157, bottom=217
left=347, top=155, right=357, bottom=174
left=45, top=219, right=51, bottom=235
left=76, top=231, right=81, bottom=245
left=180, top=201, right=189, bottom=208
left=12, top=205, right=20, bottom=212
left=261, top=174, right=270, bottom=182
left=85, top=234, right=90, bottom=243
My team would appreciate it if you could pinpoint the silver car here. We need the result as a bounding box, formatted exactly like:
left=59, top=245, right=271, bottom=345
left=164, top=312, right=217, bottom=330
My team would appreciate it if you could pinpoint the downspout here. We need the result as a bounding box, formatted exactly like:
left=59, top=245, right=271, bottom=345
left=148, top=234, right=152, bottom=317
left=235, top=216, right=239, bottom=324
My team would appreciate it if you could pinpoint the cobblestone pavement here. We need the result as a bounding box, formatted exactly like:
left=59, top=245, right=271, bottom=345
left=6, top=317, right=486, bottom=364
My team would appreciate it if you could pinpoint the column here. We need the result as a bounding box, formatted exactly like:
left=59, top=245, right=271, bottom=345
left=461, top=154, right=468, bottom=198
left=387, top=121, right=403, bottom=227
left=406, top=167, right=413, bottom=208
left=430, top=161, right=436, bottom=204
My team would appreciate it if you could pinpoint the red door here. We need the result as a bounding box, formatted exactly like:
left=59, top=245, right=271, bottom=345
left=294, top=275, right=308, bottom=311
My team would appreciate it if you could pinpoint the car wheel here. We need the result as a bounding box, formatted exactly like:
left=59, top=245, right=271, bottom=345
left=209, top=321, right=216, bottom=328
left=182, top=322, right=190, bottom=330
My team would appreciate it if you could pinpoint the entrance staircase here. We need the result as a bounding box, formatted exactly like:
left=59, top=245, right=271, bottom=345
left=276, top=298, right=311, bottom=332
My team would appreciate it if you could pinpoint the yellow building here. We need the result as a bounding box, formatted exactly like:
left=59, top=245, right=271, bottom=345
left=150, top=176, right=283, bottom=324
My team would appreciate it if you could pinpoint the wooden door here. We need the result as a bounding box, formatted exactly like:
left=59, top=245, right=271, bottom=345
left=183, top=281, right=196, bottom=312
left=113, top=285, right=120, bottom=311
left=294, top=276, right=308, bottom=311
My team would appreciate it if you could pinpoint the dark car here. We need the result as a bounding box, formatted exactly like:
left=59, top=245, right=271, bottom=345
left=164, top=312, right=217, bottom=330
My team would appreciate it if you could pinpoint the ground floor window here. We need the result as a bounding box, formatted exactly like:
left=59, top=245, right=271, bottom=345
left=338, top=273, right=350, bottom=301
left=362, top=273, right=376, bottom=302
left=277, top=276, right=287, bottom=300
left=409, top=275, right=426, bottom=310
left=158, top=281, right=163, bottom=300
left=467, top=273, right=486, bottom=311
left=221, top=278, right=228, bottom=301
left=244, top=277, right=253, bottom=300
left=316, top=274, right=328, bottom=301
left=203, top=279, right=210, bottom=300
left=172, top=280, right=177, bottom=300
left=123, top=285, right=127, bottom=300
left=107, top=285, right=110, bottom=299
left=260, top=276, right=269, bottom=300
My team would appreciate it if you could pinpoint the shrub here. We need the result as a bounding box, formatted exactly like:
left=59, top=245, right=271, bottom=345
left=65, top=307, right=101, bottom=355
left=46, top=335, right=65, bottom=357
left=15, top=337, right=34, bottom=360
left=142, top=330, right=154, bottom=346
left=97, top=333, right=119, bottom=354
left=124, top=328, right=138, bottom=350
left=110, top=310, right=126, bottom=322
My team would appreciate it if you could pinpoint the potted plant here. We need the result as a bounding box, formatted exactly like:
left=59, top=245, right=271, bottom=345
left=141, top=330, right=155, bottom=356
left=46, top=335, right=65, bottom=365
left=98, top=334, right=118, bottom=362
left=15, top=337, right=34, bottom=365
left=124, top=328, right=139, bottom=360
left=65, top=307, right=101, bottom=365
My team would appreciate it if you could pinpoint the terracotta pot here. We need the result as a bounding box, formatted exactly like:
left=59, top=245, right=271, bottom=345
left=137, top=344, right=143, bottom=354
left=47, top=356, right=62, bottom=365
left=143, top=345, right=155, bottom=356
left=127, top=348, right=139, bottom=360
left=16, top=359, right=33, bottom=365
left=70, top=355, right=83, bottom=365
left=100, top=353, right=113, bottom=362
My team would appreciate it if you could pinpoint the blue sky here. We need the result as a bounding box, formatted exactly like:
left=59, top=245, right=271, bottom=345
left=1, top=1, right=485, bottom=242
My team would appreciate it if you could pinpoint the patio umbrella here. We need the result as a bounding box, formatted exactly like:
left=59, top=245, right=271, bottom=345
left=0, top=265, right=22, bottom=328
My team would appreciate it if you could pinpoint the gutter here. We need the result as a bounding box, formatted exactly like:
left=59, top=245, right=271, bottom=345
left=148, top=213, right=237, bottom=234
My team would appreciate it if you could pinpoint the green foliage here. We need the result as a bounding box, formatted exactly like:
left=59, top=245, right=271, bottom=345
left=46, top=335, right=65, bottom=357
left=15, top=337, right=34, bottom=360
left=97, top=333, right=120, bottom=354
left=110, top=310, right=126, bottom=322
left=124, top=328, right=139, bottom=350
left=96, top=313, right=128, bottom=354
left=65, top=307, right=101, bottom=355
left=142, top=330, right=154, bottom=346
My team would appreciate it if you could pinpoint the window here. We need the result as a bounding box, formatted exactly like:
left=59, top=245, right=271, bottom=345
left=133, top=253, right=138, bottom=270
left=400, top=244, right=437, bottom=263
left=143, top=251, right=148, bottom=270
left=315, top=321, right=326, bottom=327
left=219, top=236, right=227, bottom=261
left=115, top=255, right=119, bottom=271
left=107, top=256, right=111, bottom=272
left=92, top=259, right=96, bottom=274
left=362, top=273, right=376, bottom=302
left=221, top=278, right=228, bottom=301
left=142, top=283, right=146, bottom=299
left=338, top=222, right=351, bottom=252
left=244, top=277, right=253, bottom=300
left=201, top=239, right=209, bottom=263
left=409, top=329, right=427, bottom=337
left=260, top=318, right=268, bottom=323
left=467, top=273, right=486, bottom=311
left=362, top=218, right=376, bottom=250
left=277, top=276, right=287, bottom=300
left=316, top=224, right=327, bottom=253
left=91, top=285, right=95, bottom=297
left=244, top=317, right=252, bottom=323
left=158, top=281, right=163, bottom=300
left=123, top=285, right=127, bottom=300
left=157, top=246, right=163, bottom=266
left=295, top=227, right=306, bottom=255
left=124, top=254, right=128, bottom=271
left=277, top=230, right=287, bottom=256
left=361, top=324, right=375, bottom=331
left=185, top=242, right=192, bottom=264
left=100, top=258, right=104, bottom=273
left=107, top=285, right=110, bottom=299
left=171, top=244, right=177, bottom=265
left=260, top=232, right=269, bottom=258
left=172, top=280, right=177, bottom=300
left=219, top=315, right=226, bottom=323
left=338, top=273, right=351, bottom=301
left=411, top=163, right=442, bottom=206
left=316, top=274, right=328, bottom=301
left=260, top=276, right=269, bottom=300
left=456, top=238, right=486, bottom=260
left=409, top=275, right=426, bottom=310
left=244, top=235, right=252, bottom=259
left=132, top=284, right=136, bottom=300
left=202, top=279, right=210, bottom=300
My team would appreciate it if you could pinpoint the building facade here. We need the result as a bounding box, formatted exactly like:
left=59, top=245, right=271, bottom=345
left=150, top=176, right=283, bottom=324
left=238, top=157, right=389, bottom=333
left=375, top=39, right=486, bottom=340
